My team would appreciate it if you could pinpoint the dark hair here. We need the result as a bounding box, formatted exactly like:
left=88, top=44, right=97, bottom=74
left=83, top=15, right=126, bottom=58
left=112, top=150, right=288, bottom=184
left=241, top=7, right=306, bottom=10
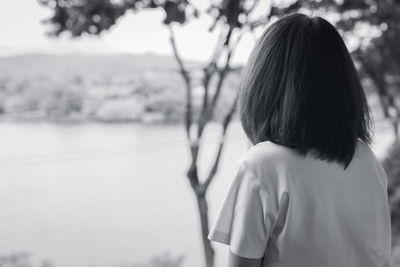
left=239, top=13, right=372, bottom=169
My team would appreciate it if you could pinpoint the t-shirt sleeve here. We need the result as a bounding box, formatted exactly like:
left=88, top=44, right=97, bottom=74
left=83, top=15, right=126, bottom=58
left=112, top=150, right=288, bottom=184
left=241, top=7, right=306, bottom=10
left=207, top=160, right=276, bottom=259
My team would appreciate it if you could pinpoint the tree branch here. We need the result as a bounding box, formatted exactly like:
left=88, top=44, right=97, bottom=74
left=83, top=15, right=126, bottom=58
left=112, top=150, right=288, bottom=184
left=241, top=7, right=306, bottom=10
left=203, top=93, right=239, bottom=191
left=197, top=29, right=242, bottom=139
left=201, top=29, right=227, bottom=115
left=198, top=26, right=234, bottom=139
left=168, top=25, right=193, bottom=141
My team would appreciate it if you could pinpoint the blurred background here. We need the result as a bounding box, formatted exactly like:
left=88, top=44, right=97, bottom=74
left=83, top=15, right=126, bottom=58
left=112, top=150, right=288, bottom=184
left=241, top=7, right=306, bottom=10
left=0, top=1, right=400, bottom=267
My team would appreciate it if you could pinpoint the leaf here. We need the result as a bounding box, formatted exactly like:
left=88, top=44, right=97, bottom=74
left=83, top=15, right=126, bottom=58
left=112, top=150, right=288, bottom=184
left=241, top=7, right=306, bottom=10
left=162, top=0, right=188, bottom=25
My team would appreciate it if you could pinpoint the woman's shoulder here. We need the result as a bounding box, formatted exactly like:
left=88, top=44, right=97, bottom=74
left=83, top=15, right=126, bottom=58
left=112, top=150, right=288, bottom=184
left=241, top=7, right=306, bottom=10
left=354, top=138, right=376, bottom=160
left=237, top=141, right=298, bottom=186
left=240, top=140, right=299, bottom=168
left=236, top=141, right=295, bottom=200
left=238, top=139, right=377, bottom=179
left=242, top=139, right=374, bottom=166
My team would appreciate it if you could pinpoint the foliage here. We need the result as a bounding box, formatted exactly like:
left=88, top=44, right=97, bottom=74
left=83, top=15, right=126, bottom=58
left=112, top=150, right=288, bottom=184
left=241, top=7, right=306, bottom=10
left=0, top=76, right=85, bottom=118
left=38, top=0, right=262, bottom=36
left=0, top=252, right=52, bottom=267
left=0, top=252, right=183, bottom=267
left=0, top=62, right=238, bottom=123
left=130, top=252, right=185, bottom=267
left=382, top=141, right=400, bottom=240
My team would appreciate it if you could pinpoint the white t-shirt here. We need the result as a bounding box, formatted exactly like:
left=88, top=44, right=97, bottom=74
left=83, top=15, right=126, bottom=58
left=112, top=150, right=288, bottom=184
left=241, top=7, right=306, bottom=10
left=208, top=139, right=391, bottom=267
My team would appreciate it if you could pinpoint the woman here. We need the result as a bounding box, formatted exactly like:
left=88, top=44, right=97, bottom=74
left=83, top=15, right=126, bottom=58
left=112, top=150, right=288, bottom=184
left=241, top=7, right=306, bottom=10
left=208, top=13, right=391, bottom=267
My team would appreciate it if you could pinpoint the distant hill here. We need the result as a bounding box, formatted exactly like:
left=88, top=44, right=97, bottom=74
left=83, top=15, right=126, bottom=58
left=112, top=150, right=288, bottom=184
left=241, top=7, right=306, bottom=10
left=0, top=53, right=239, bottom=123
left=0, top=53, right=202, bottom=77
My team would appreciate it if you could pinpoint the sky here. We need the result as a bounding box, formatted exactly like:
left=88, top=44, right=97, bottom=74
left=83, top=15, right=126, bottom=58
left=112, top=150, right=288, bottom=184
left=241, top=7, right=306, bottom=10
left=0, top=0, right=277, bottom=64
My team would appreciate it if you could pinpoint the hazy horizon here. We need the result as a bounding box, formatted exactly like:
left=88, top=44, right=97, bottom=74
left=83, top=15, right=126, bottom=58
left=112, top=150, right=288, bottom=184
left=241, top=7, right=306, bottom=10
left=0, top=0, right=276, bottom=64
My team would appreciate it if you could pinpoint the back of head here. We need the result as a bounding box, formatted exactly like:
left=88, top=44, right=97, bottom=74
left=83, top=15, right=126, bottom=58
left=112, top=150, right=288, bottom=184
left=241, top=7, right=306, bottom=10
left=239, top=13, right=372, bottom=169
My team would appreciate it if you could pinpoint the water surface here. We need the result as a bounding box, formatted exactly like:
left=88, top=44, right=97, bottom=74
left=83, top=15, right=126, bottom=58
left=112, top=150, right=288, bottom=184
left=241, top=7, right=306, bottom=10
left=0, top=120, right=393, bottom=267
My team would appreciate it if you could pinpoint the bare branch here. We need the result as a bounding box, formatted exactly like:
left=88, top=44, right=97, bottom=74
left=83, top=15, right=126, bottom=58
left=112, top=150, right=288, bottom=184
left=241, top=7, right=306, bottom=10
left=169, top=25, right=203, bottom=190
left=168, top=25, right=193, bottom=141
left=203, top=93, right=239, bottom=190
left=187, top=145, right=200, bottom=190
left=200, top=33, right=241, bottom=190
left=198, top=26, right=234, bottom=138
left=201, top=29, right=227, bottom=114
left=208, top=27, right=227, bottom=67
left=197, top=29, right=243, bottom=139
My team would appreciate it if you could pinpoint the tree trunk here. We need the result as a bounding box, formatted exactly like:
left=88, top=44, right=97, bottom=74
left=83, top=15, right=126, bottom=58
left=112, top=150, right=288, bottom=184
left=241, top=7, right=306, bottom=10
left=195, top=192, right=215, bottom=267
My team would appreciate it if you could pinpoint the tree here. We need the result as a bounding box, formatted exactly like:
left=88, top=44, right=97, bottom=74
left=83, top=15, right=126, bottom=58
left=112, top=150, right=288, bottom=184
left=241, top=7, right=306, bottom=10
left=39, top=1, right=400, bottom=266
left=38, top=1, right=274, bottom=267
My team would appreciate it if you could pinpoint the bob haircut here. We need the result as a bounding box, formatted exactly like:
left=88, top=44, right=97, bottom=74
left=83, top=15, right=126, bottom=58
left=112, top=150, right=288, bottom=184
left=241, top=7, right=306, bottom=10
left=239, top=13, right=372, bottom=169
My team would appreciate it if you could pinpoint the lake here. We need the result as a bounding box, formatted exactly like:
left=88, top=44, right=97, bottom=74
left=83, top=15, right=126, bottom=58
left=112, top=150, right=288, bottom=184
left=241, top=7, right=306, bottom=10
left=0, top=120, right=394, bottom=267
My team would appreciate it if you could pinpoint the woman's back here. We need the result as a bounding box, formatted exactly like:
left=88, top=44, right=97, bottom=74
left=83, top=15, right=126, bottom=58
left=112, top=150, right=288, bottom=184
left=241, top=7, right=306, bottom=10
left=238, top=140, right=391, bottom=267
left=208, top=13, right=391, bottom=267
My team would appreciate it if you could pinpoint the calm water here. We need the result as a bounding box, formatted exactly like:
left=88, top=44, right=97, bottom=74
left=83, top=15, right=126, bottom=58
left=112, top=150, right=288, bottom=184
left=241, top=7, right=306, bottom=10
left=0, top=120, right=394, bottom=267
